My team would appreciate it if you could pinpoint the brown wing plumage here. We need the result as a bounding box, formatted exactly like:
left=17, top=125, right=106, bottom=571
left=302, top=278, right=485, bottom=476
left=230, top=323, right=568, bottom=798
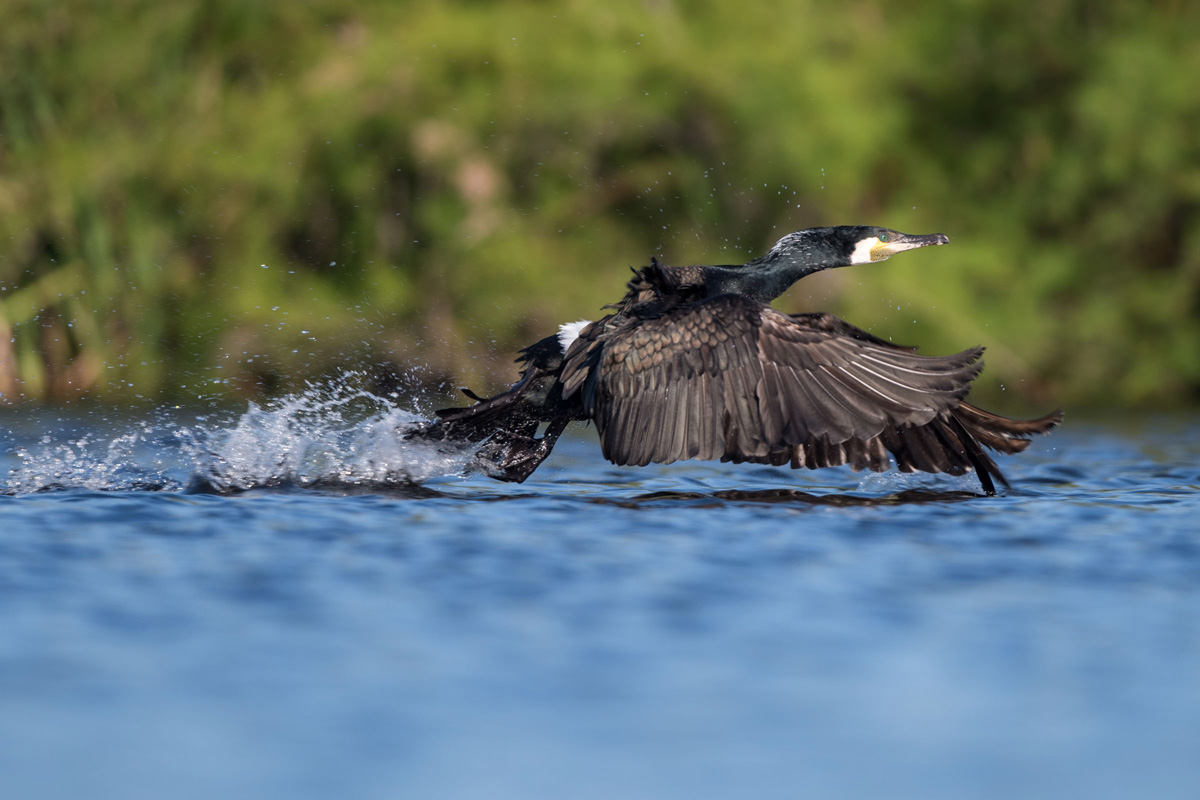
left=560, top=295, right=1060, bottom=490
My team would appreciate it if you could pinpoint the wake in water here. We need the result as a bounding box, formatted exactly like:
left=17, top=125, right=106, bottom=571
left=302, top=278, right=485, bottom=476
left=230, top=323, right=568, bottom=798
left=1, top=373, right=477, bottom=495
left=1, top=371, right=1019, bottom=498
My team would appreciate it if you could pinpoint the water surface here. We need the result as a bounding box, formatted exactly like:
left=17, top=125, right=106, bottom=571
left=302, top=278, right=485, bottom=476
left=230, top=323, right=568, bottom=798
left=1, top=389, right=1198, bottom=799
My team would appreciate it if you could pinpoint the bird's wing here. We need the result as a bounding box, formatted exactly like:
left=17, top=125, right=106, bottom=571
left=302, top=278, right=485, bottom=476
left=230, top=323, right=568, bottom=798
left=565, top=295, right=985, bottom=467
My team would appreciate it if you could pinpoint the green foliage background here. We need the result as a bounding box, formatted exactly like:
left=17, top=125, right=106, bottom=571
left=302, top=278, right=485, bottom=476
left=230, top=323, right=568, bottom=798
left=1, top=0, right=1198, bottom=410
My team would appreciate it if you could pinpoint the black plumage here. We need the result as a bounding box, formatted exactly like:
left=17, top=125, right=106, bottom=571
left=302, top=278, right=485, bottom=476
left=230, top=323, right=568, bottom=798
left=410, top=226, right=1061, bottom=494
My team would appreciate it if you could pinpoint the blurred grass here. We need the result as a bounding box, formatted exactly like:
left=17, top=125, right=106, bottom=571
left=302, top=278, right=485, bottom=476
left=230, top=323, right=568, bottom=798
left=1, top=0, right=1198, bottom=410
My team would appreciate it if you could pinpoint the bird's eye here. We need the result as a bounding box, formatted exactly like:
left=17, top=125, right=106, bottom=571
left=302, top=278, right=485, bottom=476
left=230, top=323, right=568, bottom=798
left=878, top=233, right=889, bottom=243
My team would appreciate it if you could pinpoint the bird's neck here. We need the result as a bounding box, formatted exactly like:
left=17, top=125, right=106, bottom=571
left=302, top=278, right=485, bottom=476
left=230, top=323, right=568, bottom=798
left=704, top=246, right=843, bottom=303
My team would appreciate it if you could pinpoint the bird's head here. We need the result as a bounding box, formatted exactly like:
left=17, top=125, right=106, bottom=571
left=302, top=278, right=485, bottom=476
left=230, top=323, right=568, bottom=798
left=765, top=225, right=950, bottom=269
left=709, top=224, right=951, bottom=303
left=843, top=226, right=950, bottom=264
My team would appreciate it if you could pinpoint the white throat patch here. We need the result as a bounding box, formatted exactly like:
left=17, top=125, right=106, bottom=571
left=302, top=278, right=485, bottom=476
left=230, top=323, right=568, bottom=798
left=849, top=237, right=882, bottom=265
left=557, top=319, right=593, bottom=353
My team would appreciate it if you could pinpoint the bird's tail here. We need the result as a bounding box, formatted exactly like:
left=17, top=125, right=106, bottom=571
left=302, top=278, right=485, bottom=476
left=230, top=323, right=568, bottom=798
left=402, top=375, right=567, bottom=483
left=404, top=383, right=536, bottom=446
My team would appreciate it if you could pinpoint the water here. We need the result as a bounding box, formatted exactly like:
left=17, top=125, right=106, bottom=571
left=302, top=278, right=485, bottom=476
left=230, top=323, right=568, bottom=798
left=1, top=382, right=1198, bottom=800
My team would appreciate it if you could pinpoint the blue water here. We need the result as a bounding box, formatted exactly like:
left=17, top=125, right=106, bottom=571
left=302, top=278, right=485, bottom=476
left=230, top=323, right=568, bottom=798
left=1, top=384, right=1198, bottom=800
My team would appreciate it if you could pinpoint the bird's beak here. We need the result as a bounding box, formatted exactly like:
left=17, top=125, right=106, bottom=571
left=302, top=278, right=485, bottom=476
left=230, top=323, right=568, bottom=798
left=872, top=231, right=950, bottom=261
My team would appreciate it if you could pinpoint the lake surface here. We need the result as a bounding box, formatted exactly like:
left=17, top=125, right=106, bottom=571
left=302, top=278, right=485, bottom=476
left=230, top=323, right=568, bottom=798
left=1, top=385, right=1198, bottom=800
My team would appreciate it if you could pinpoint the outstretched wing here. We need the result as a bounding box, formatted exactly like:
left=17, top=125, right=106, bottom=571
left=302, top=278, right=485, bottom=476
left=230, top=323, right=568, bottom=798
left=563, top=295, right=985, bottom=468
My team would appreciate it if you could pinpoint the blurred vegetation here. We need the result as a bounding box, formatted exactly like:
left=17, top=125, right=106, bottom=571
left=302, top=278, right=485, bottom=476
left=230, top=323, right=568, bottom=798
left=1, top=0, right=1198, bottom=410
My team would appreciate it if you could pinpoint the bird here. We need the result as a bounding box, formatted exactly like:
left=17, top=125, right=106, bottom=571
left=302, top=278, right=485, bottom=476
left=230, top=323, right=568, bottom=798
left=409, top=226, right=1062, bottom=495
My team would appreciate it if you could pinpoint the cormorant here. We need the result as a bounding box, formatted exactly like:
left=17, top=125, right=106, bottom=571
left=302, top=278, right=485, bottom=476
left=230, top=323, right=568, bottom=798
left=410, top=226, right=1061, bottom=494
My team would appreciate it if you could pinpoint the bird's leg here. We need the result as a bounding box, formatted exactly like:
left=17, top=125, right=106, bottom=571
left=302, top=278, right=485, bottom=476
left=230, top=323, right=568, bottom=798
left=475, top=418, right=569, bottom=483
left=947, top=414, right=1006, bottom=496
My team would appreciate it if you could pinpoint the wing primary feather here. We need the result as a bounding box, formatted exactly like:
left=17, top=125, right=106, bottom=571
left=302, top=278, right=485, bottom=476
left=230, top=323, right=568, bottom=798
left=576, top=292, right=1052, bottom=489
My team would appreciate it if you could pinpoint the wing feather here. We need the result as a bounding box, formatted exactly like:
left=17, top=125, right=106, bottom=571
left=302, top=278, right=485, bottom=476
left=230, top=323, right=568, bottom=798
left=564, top=295, right=1007, bottom=475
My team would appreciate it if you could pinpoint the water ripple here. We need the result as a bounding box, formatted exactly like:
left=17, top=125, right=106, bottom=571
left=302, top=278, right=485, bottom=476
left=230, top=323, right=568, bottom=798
left=2, top=398, right=1199, bottom=800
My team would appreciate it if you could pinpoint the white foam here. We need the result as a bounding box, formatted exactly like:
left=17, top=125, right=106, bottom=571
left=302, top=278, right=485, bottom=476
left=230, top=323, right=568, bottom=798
left=2, top=372, right=477, bottom=494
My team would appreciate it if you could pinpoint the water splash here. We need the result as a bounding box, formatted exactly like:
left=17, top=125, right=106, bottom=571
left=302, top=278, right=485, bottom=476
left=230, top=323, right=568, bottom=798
left=5, top=427, right=180, bottom=494
left=2, top=373, right=475, bottom=495
left=856, top=469, right=981, bottom=495
left=194, top=378, right=474, bottom=492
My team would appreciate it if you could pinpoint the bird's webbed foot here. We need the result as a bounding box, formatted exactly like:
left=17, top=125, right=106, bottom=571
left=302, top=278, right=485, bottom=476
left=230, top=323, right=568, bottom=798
left=473, top=419, right=569, bottom=483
